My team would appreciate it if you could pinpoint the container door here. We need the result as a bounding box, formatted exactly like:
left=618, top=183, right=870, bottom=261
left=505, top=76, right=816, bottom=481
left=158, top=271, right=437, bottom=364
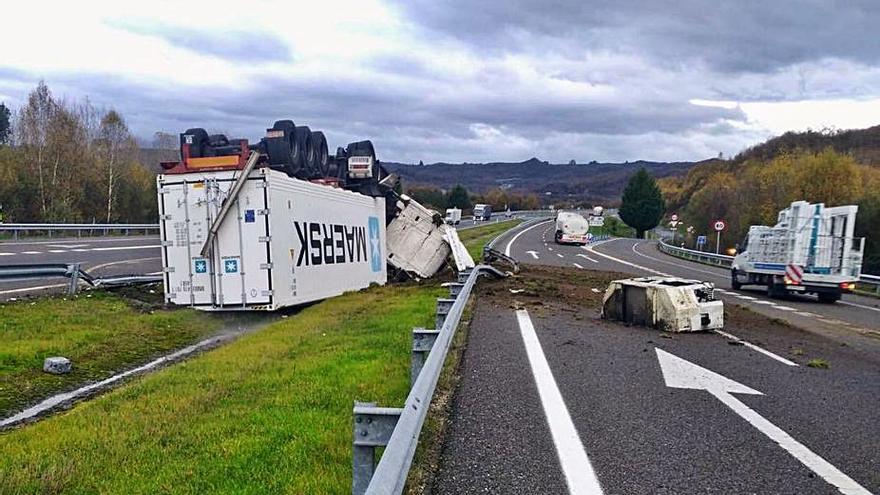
left=159, top=179, right=214, bottom=306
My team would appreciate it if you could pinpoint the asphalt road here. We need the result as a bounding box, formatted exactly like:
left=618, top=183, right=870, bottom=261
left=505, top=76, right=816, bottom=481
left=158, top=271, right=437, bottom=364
left=0, top=235, right=161, bottom=300
left=435, top=223, right=879, bottom=494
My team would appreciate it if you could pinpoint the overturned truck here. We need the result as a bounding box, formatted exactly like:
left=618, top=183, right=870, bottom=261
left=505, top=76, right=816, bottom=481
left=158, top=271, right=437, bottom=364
left=157, top=120, right=472, bottom=311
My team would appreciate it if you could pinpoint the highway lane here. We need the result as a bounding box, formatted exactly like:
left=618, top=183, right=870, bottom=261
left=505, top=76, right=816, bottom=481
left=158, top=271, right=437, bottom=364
left=504, top=220, right=880, bottom=347
left=436, top=223, right=879, bottom=494
left=0, top=236, right=161, bottom=299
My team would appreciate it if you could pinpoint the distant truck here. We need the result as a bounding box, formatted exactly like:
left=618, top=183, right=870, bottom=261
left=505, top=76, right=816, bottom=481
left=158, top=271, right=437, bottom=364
left=473, top=204, right=492, bottom=221
left=555, top=211, right=591, bottom=245
left=444, top=208, right=462, bottom=225
left=731, top=200, right=864, bottom=302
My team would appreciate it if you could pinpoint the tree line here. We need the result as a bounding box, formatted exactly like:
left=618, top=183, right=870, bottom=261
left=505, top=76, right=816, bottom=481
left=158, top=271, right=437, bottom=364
left=0, top=81, right=157, bottom=224
left=406, top=184, right=542, bottom=213
left=660, top=148, right=880, bottom=273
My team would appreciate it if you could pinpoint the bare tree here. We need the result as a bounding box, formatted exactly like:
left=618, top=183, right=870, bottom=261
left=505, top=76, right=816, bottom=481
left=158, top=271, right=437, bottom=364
left=15, top=81, right=55, bottom=215
left=96, top=110, right=136, bottom=222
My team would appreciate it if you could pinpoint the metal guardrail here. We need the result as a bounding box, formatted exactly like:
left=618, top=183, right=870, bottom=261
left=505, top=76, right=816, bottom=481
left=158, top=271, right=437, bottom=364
left=0, top=263, right=162, bottom=295
left=657, top=239, right=880, bottom=295
left=0, top=223, right=159, bottom=240
left=351, top=264, right=505, bottom=494
left=482, top=216, right=552, bottom=271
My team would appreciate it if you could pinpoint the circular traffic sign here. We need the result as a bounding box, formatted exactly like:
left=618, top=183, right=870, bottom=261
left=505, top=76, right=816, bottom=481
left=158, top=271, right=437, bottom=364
left=713, top=220, right=726, bottom=231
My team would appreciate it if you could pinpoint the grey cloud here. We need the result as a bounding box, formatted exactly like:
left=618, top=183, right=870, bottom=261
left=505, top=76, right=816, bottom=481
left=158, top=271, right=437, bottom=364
left=108, top=21, right=292, bottom=63
left=389, top=0, right=880, bottom=75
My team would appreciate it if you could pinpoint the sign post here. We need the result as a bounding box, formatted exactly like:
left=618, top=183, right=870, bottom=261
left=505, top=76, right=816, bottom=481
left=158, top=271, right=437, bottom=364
left=713, top=220, right=726, bottom=254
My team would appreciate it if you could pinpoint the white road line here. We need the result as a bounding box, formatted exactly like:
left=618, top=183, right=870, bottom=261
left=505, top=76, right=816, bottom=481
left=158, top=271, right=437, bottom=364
left=631, top=241, right=725, bottom=279
left=713, top=330, right=798, bottom=367
left=586, top=243, right=666, bottom=276
left=505, top=219, right=552, bottom=257
left=736, top=295, right=757, bottom=301
left=573, top=263, right=584, bottom=269
left=754, top=300, right=775, bottom=305
left=657, top=349, right=869, bottom=495
left=0, top=252, right=13, bottom=256
left=91, top=245, right=161, bottom=252
left=839, top=300, right=880, bottom=313
left=47, top=249, right=68, bottom=253
left=548, top=247, right=554, bottom=251
left=89, top=256, right=162, bottom=272
left=774, top=306, right=797, bottom=311
left=0, top=283, right=67, bottom=295
left=557, top=253, right=564, bottom=258
left=22, top=251, right=42, bottom=255
left=795, top=312, right=817, bottom=318
left=576, top=253, right=600, bottom=264
left=516, top=310, right=604, bottom=495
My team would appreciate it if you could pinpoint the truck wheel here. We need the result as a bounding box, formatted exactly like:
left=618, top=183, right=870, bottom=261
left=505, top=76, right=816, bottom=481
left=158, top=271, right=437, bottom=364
left=731, top=269, right=742, bottom=290
left=311, top=131, right=330, bottom=177
left=266, top=120, right=302, bottom=177
left=181, top=128, right=209, bottom=158
left=293, top=126, right=314, bottom=179
left=818, top=292, right=841, bottom=303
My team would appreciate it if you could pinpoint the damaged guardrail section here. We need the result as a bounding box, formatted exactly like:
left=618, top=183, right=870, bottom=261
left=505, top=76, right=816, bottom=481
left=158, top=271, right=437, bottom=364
left=351, top=265, right=505, bottom=495
left=0, top=263, right=162, bottom=295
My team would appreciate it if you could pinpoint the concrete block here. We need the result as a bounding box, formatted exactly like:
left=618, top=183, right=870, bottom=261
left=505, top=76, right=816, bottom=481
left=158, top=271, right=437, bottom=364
left=43, top=357, right=72, bottom=374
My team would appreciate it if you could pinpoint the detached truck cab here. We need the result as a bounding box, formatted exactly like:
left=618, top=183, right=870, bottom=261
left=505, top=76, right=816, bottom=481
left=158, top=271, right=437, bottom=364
left=731, top=200, right=864, bottom=302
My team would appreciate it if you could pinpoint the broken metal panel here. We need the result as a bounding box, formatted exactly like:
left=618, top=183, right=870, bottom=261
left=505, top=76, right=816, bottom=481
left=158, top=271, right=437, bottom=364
left=601, top=277, right=724, bottom=332
left=443, top=225, right=476, bottom=272
left=386, top=196, right=451, bottom=278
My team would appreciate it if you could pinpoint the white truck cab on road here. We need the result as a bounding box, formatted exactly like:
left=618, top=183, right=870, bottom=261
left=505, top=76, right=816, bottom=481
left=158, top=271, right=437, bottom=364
left=444, top=208, right=462, bottom=225
left=731, top=200, right=864, bottom=302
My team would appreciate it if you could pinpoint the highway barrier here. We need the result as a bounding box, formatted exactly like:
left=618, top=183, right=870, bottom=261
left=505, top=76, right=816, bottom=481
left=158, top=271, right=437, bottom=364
left=0, top=223, right=159, bottom=240
left=0, top=263, right=161, bottom=295
left=657, top=239, right=880, bottom=296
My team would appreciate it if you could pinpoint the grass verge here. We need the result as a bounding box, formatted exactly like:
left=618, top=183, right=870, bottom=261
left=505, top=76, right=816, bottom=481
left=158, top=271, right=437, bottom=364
left=0, top=290, right=220, bottom=417
left=0, top=282, right=444, bottom=494
left=457, top=219, right=523, bottom=260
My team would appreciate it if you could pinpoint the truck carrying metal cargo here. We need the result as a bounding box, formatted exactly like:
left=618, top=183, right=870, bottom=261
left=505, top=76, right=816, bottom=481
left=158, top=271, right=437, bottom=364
left=157, top=119, right=470, bottom=310
left=731, top=200, right=864, bottom=302
left=473, top=204, right=492, bottom=221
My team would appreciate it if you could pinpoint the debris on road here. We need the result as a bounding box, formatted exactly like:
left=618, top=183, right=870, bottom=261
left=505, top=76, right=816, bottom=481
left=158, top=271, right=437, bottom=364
left=601, top=276, right=724, bottom=332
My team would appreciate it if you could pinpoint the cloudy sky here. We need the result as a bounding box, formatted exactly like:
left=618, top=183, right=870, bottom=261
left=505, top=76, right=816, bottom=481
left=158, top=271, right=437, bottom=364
left=1, top=0, right=878, bottom=163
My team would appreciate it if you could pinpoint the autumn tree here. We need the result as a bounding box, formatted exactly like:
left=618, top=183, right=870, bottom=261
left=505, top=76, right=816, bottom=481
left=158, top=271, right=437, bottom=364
left=619, top=168, right=665, bottom=238
left=96, top=110, right=137, bottom=222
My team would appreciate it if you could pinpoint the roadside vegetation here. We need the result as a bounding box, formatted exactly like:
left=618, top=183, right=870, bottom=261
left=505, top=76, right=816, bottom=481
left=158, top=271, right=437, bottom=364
left=457, top=219, right=523, bottom=259
left=0, top=291, right=220, bottom=417
left=0, top=220, right=523, bottom=493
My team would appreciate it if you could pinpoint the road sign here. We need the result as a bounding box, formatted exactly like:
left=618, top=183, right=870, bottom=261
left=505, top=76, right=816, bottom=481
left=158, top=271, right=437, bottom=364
left=713, top=220, right=726, bottom=232
left=697, top=235, right=707, bottom=246
left=655, top=349, right=871, bottom=495
left=588, top=217, right=604, bottom=227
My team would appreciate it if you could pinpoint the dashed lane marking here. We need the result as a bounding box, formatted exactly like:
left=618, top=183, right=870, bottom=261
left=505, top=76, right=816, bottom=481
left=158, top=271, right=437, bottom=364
left=713, top=330, right=798, bottom=367
left=773, top=306, right=797, bottom=311
left=754, top=300, right=775, bottom=305
left=573, top=263, right=584, bottom=269
left=22, top=251, right=42, bottom=255
left=516, top=310, right=605, bottom=495
left=556, top=253, right=564, bottom=258
left=795, top=312, right=817, bottom=318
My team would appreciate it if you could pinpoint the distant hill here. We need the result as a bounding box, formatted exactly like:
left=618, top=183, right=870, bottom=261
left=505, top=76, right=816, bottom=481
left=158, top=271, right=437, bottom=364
left=735, top=125, right=880, bottom=165
left=384, top=157, right=706, bottom=206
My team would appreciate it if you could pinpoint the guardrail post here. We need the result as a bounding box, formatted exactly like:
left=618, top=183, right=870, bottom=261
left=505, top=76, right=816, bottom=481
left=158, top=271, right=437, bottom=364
left=435, top=298, right=455, bottom=329
left=352, top=402, right=402, bottom=495
left=447, top=283, right=464, bottom=298
left=411, top=327, right=440, bottom=385
left=67, top=263, right=81, bottom=295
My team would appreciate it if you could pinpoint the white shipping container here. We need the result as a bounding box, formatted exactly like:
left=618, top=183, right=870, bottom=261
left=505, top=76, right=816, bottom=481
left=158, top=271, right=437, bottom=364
left=158, top=167, right=386, bottom=310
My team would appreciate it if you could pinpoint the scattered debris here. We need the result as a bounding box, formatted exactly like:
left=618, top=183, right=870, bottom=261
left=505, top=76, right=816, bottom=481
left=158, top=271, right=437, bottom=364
left=807, top=358, right=830, bottom=369
left=601, top=276, right=723, bottom=332
left=43, top=357, right=72, bottom=375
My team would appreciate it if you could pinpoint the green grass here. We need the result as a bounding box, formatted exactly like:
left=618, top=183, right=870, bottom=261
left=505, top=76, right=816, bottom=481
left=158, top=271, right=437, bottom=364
left=0, top=282, right=445, bottom=494
left=458, top=219, right=523, bottom=260
left=0, top=291, right=220, bottom=417
left=807, top=358, right=830, bottom=369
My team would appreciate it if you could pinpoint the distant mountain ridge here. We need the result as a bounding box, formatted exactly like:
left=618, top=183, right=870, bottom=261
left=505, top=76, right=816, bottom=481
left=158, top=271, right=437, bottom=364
left=384, top=157, right=714, bottom=205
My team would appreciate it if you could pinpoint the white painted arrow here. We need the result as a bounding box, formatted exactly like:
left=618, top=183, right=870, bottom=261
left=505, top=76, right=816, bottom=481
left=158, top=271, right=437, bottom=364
left=526, top=250, right=539, bottom=259
left=656, top=349, right=870, bottom=495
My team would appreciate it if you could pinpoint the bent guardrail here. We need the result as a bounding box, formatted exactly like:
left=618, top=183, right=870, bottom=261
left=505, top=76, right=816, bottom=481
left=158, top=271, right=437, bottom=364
left=0, top=223, right=159, bottom=240
left=657, top=239, right=880, bottom=295
left=351, top=264, right=506, bottom=494
left=0, top=263, right=162, bottom=295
